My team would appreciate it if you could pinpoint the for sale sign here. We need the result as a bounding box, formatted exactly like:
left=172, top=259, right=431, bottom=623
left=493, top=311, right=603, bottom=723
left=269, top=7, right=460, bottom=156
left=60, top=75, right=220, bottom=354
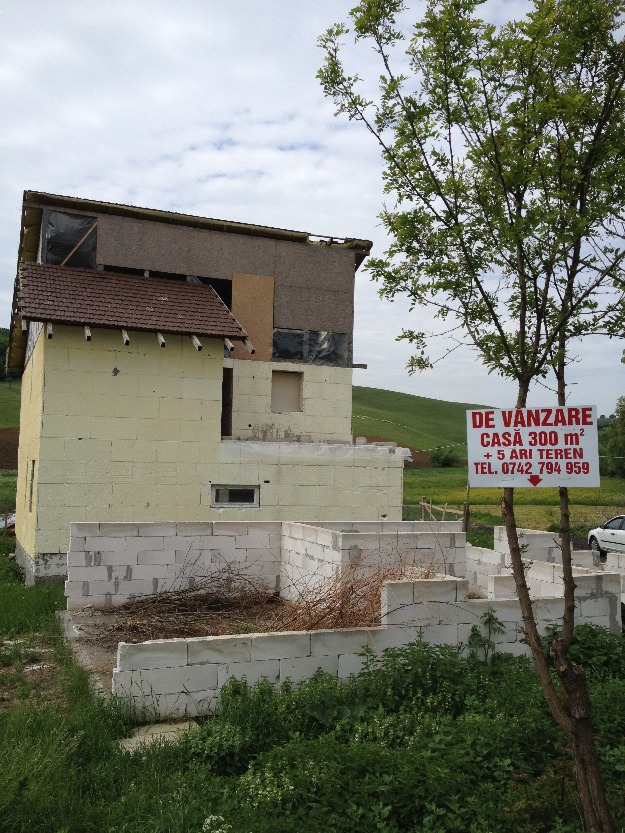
left=466, top=406, right=600, bottom=488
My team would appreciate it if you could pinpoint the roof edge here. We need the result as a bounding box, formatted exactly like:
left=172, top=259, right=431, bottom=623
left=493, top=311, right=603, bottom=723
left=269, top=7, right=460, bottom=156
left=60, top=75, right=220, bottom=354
left=23, top=191, right=373, bottom=259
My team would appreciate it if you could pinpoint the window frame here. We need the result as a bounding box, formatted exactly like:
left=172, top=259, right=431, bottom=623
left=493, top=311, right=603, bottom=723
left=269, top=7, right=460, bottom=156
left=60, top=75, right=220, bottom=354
left=210, top=484, right=260, bottom=508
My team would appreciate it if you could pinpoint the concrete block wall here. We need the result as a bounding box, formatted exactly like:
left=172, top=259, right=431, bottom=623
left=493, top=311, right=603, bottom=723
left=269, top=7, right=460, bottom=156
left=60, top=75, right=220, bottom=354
left=488, top=562, right=592, bottom=600
left=380, top=574, right=621, bottom=651
left=212, top=441, right=404, bottom=524
left=112, top=573, right=622, bottom=720
left=572, top=550, right=625, bottom=599
left=279, top=521, right=466, bottom=602
left=280, top=522, right=343, bottom=600
left=465, top=545, right=508, bottom=596
left=494, top=526, right=562, bottom=560
left=227, top=359, right=353, bottom=443
left=66, top=519, right=461, bottom=608
left=66, top=521, right=282, bottom=609
left=467, top=543, right=602, bottom=600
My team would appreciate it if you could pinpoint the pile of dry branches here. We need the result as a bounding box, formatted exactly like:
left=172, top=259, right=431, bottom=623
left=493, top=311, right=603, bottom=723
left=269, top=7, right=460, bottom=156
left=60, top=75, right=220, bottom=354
left=85, top=557, right=440, bottom=646
left=269, top=559, right=436, bottom=632
left=87, top=567, right=279, bottom=646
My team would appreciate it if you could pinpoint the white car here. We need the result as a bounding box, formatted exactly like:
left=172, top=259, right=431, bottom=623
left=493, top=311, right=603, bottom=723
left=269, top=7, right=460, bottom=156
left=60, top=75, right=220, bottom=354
left=588, top=515, right=625, bottom=557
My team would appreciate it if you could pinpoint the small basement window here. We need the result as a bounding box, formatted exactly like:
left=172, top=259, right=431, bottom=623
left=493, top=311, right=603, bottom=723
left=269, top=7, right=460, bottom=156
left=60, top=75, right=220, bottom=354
left=211, top=485, right=260, bottom=508
left=271, top=370, right=303, bottom=413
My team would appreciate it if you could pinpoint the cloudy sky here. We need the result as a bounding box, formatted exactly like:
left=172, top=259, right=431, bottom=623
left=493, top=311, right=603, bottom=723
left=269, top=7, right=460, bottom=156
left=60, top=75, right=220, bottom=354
left=1, top=1, right=622, bottom=416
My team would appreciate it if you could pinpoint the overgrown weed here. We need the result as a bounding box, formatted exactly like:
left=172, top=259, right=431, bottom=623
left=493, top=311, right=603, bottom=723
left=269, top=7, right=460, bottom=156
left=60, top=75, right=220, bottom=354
left=1, top=544, right=625, bottom=831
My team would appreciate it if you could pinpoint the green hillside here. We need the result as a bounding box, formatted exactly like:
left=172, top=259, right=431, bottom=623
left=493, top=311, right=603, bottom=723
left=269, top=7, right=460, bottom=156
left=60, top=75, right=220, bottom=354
left=0, top=381, right=20, bottom=429
left=352, top=385, right=487, bottom=451
left=0, top=327, right=21, bottom=429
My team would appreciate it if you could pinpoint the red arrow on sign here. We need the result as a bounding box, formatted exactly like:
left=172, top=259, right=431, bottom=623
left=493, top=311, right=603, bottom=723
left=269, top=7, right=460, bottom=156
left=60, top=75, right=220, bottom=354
left=528, top=475, right=542, bottom=487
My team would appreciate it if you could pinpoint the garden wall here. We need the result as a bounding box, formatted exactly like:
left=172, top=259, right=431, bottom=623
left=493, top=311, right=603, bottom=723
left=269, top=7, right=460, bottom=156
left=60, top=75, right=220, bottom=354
left=65, top=520, right=466, bottom=609
left=111, top=573, right=622, bottom=719
left=65, top=521, right=282, bottom=609
left=466, top=544, right=592, bottom=599
left=279, top=521, right=465, bottom=601
left=469, top=528, right=625, bottom=601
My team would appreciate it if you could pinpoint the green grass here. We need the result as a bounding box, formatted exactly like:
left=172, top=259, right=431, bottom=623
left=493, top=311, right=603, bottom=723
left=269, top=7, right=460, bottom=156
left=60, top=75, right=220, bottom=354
left=352, top=386, right=625, bottom=535
left=403, top=467, right=625, bottom=535
left=0, top=470, right=17, bottom=515
left=352, top=385, right=485, bottom=450
left=0, top=380, right=21, bottom=429
left=0, top=537, right=65, bottom=639
left=1, top=572, right=625, bottom=833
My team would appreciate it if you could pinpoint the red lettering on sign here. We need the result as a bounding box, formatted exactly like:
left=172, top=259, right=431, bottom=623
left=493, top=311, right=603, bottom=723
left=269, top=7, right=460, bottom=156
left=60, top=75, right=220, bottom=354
left=472, top=411, right=495, bottom=428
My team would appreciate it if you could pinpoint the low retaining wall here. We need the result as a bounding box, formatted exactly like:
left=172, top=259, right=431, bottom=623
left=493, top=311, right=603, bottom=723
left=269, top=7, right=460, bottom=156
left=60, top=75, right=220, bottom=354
left=279, top=521, right=465, bottom=601
left=65, top=520, right=466, bottom=609
left=65, top=522, right=282, bottom=609
left=470, top=528, right=625, bottom=601
left=467, top=544, right=593, bottom=599
left=112, top=574, right=621, bottom=719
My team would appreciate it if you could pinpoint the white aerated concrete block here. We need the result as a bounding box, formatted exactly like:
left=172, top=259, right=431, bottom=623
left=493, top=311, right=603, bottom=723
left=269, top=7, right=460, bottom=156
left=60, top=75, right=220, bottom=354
left=68, top=566, right=110, bottom=582
left=137, top=549, right=176, bottom=565
left=338, top=653, right=368, bottom=679
left=421, top=624, right=459, bottom=646
left=367, top=626, right=420, bottom=652
left=137, top=523, right=177, bottom=537
left=280, top=655, right=339, bottom=683
left=217, top=659, right=280, bottom=688
left=186, top=694, right=219, bottom=718
left=117, top=639, right=188, bottom=671
left=310, top=628, right=373, bottom=657
left=187, top=635, right=252, bottom=665
left=115, top=665, right=219, bottom=695
left=67, top=551, right=89, bottom=568
left=251, top=632, right=312, bottom=661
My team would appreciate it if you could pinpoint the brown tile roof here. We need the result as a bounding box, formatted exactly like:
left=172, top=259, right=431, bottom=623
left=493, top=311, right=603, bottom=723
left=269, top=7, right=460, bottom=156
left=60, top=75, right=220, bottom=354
left=17, top=262, right=247, bottom=340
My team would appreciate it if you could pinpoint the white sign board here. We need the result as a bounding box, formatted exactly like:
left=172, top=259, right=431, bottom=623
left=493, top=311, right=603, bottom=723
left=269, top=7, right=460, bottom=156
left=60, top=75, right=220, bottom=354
left=466, top=406, right=600, bottom=488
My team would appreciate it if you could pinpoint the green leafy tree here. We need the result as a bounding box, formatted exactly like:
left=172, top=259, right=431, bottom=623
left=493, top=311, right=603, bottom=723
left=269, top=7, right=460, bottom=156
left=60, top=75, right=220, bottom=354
left=600, top=396, right=625, bottom=476
left=319, top=1, right=625, bottom=829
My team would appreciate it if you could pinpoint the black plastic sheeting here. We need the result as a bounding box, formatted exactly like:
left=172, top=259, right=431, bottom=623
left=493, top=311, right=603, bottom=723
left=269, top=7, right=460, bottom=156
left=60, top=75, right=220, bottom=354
left=45, top=211, right=97, bottom=269
left=272, top=329, right=306, bottom=361
left=272, top=328, right=349, bottom=366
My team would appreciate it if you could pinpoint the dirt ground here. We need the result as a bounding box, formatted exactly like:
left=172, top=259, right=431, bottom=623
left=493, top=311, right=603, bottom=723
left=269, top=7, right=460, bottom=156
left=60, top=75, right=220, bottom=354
left=0, top=428, right=19, bottom=469
left=63, top=595, right=287, bottom=692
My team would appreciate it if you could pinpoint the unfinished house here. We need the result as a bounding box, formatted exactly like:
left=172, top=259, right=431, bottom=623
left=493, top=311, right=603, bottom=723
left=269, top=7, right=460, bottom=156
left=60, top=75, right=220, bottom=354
left=7, top=191, right=404, bottom=583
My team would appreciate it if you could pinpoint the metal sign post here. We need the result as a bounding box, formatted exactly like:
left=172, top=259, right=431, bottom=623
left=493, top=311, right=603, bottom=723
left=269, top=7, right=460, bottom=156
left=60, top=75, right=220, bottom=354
left=466, top=406, right=600, bottom=488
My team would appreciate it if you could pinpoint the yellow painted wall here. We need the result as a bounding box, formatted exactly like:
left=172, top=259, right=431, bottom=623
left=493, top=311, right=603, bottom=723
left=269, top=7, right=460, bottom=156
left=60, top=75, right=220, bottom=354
left=30, top=326, right=223, bottom=558
left=18, top=325, right=401, bottom=564
left=227, top=359, right=353, bottom=443
left=15, top=331, right=45, bottom=559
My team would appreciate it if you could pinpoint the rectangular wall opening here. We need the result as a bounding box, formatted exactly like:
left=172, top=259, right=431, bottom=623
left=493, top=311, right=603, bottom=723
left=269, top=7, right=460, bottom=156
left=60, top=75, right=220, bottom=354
left=221, top=368, right=233, bottom=436
left=271, top=370, right=303, bottom=413
left=28, top=459, right=35, bottom=513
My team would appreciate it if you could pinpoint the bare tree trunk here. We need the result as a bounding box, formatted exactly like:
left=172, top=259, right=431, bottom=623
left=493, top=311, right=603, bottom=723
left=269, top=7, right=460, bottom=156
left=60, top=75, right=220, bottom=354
left=501, top=374, right=614, bottom=831
left=550, top=342, right=615, bottom=832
